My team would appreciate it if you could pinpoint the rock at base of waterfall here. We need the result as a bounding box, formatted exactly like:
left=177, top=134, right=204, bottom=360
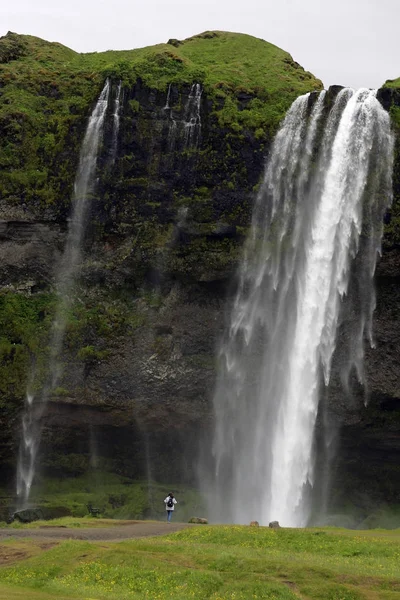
left=8, top=507, right=45, bottom=523
left=269, top=521, right=280, bottom=528
left=188, top=516, right=208, bottom=524
left=249, top=520, right=260, bottom=527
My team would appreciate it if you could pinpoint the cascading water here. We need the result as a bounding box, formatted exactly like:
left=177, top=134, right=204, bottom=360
left=184, top=83, right=202, bottom=148
left=209, top=89, right=394, bottom=527
left=164, top=83, right=172, bottom=111
left=111, top=80, right=122, bottom=162
left=163, top=83, right=202, bottom=151
left=16, top=80, right=110, bottom=506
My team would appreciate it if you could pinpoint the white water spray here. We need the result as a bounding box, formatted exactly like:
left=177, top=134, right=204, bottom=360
left=16, top=80, right=110, bottom=506
left=209, top=89, right=394, bottom=526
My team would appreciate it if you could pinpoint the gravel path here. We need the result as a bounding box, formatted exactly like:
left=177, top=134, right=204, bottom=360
left=0, top=522, right=194, bottom=542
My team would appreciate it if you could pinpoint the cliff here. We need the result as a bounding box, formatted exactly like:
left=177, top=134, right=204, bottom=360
left=0, top=30, right=398, bottom=521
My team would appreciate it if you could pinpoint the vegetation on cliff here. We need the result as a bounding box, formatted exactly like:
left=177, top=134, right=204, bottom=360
left=0, top=30, right=322, bottom=210
left=383, top=76, right=400, bottom=89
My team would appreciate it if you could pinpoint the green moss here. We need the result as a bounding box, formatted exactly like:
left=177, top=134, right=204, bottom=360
left=76, top=345, right=110, bottom=362
left=168, top=236, right=241, bottom=280
left=390, top=105, right=400, bottom=128
left=52, top=387, right=69, bottom=397
left=383, top=105, right=400, bottom=246
left=382, top=77, right=400, bottom=88
left=0, top=292, right=55, bottom=404
left=128, top=98, right=140, bottom=113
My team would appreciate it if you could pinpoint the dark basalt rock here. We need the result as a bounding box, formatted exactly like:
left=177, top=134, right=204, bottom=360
left=377, top=87, right=400, bottom=111
left=8, top=507, right=44, bottom=523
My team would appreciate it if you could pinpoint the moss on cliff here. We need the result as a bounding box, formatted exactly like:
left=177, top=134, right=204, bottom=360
left=385, top=104, right=400, bottom=246
left=383, top=77, right=400, bottom=89
left=0, top=292, right=55, bottom=397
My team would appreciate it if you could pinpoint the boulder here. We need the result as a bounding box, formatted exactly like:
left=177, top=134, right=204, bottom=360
left=269, top=520, right=280, bottom=528
left=8, top=508, right=44, bottom=523
left=188, top=516, right=208, bottom=524
left=249, top=520, right=259, bottom=527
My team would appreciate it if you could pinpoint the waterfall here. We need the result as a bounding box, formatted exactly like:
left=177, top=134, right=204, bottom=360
left=16, top=80, right=110, bottom=506
left=164, top=83, right=172, bottom=110
left=164, top=83, right=202, bottom=151
left=209, top=89, right=394, bottom=527
left=184, top=83, right=202, bottom=148
left=111, top=81, right=122, bottom=162
left=163, top=83, right=177, bottom=151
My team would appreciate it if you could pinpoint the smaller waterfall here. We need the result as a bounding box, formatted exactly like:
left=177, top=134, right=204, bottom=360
left=164, top=83, right=172, bottom=110
left=16, top=80, right=110, bottom=506
left=89, top=424, right=99, bottom=469
left=164, top=83, right=178, bottom=151
left=111, top=81, right=122, bottom=162
left=144, top=434, right=155, bottom=516
left=184, top=83, right=202, bottom=148
left=164, top=83, right=202, bottom=151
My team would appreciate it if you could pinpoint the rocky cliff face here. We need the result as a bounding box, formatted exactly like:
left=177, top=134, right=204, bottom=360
left=0, top=31, right=398, bottom=518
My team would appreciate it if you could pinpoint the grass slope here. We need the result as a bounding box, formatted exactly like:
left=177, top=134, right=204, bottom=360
left=0, top=525, right=399, bottom=599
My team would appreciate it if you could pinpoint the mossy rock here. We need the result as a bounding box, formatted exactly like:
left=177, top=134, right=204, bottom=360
left=188, top=516, right=208, bottom=524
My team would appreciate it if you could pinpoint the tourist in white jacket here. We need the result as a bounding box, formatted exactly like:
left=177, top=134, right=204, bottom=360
left=164, top=492, right=177, bottom=522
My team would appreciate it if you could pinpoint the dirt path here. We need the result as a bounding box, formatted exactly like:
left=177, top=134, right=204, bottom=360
left=0, top=522, right=194, bottom=542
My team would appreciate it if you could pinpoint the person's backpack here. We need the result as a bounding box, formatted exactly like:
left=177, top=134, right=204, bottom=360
left=167, top=497, right=174, bottom=508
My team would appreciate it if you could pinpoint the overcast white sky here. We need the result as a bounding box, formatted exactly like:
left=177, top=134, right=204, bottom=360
left=1, top=0, right=398, bottom=89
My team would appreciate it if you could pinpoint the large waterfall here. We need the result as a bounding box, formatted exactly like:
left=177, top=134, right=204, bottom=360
left=210, top=89, right=394, bottom=527
left=16, top=80, right=111, bottom=505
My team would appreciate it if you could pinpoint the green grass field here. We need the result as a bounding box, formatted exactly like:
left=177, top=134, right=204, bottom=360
left=0, top=523, right=399, bottom=599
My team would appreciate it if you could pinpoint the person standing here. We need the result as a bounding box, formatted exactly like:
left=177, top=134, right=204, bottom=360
left=164, top=492, right=177, bottom=522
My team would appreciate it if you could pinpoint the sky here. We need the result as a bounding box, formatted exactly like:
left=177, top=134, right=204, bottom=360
left=1, top=0, right=398, bottom=89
